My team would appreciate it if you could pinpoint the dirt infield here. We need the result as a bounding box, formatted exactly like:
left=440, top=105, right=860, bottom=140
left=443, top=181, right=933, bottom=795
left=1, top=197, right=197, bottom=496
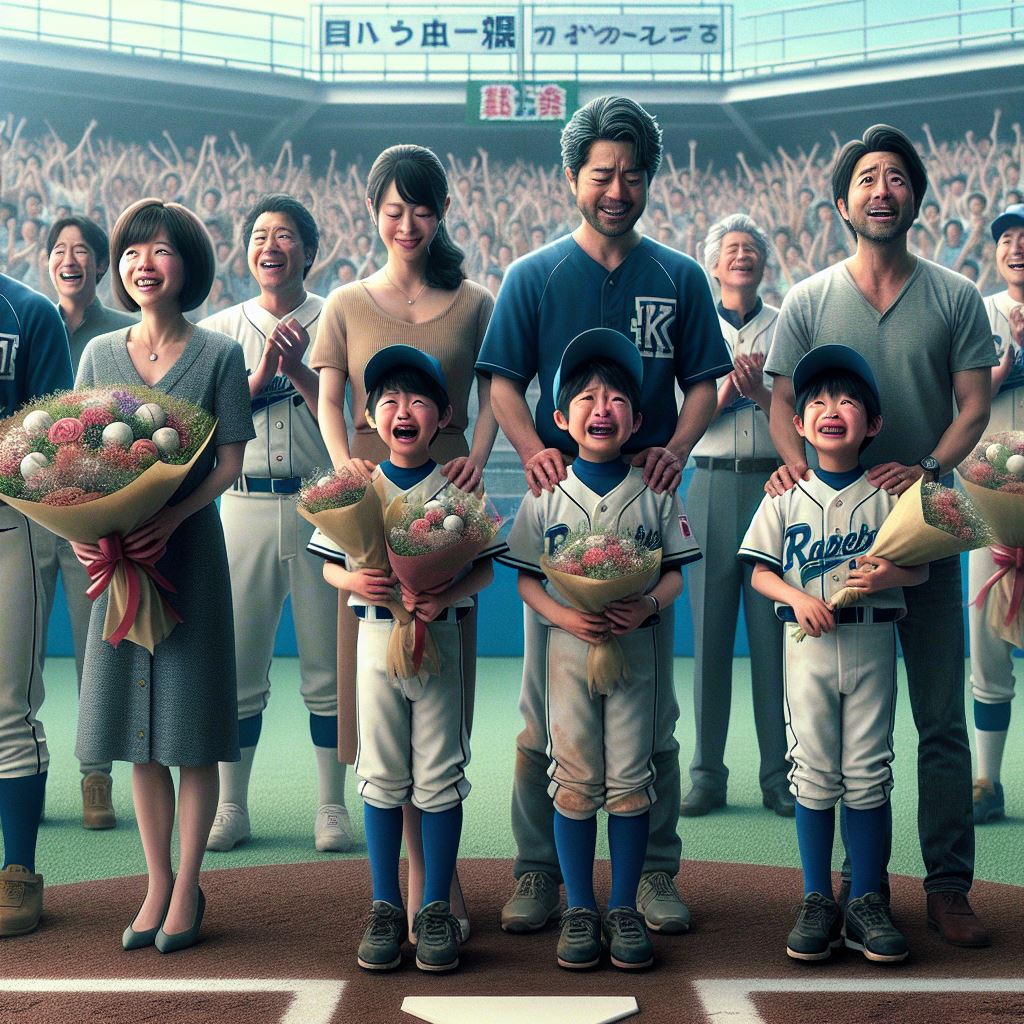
left=1, top=859, right=1021, bottom=1023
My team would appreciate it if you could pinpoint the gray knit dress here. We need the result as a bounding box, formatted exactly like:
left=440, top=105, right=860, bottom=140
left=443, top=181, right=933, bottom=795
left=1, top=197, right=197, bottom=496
left=74, top=325, right=255, bottom=767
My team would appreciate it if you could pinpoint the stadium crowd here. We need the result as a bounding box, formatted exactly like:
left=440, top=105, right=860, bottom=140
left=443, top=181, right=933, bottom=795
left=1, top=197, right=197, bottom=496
left=1, top=109, right=1021, bottom=312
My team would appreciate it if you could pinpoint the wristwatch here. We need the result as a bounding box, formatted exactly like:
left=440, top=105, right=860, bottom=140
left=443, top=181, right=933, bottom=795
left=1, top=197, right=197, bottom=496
left=919, top=455, right=940, bottom=481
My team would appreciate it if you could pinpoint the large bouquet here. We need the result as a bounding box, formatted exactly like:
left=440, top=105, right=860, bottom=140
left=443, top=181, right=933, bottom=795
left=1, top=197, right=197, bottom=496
left=793, top=477, right=993, bottom=641
left=383, top=485, right=501, bottom=692
left=959, top=432, right=1024, bottom=646
left=540, top=527, right=662, bottom=696
left=0, top=386, right=216, bottom=651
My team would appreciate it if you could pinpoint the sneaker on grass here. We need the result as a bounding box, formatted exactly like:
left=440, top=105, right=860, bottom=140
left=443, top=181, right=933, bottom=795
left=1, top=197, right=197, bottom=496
left=314, top=803, right=354, bottom=852
left=603, top=906, right=654, bottom=970
left=206, top=802, right=251, bottom=852
left=357, top=900, right=406, bottom=971
left=844, top=891, right=909, bottom=963
left=412, top=900, right=460, bottom=972
left=500, top=870, right=561, bottom=933
left=786, top=892, right=843, bottom=961
left=972, top=779, right=1005, bottom=825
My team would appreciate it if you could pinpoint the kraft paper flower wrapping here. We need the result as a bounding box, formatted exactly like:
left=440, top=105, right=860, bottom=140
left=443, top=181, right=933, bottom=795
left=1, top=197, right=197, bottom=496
left=540, top=528, right=662, bottom=696
left=959, top=431, right=1024, bottom=646
left=383, top=486, right=501, bottom=696
left=793, top=477, right=993, bottom=642
left=0, top=386, right=217, bottom=652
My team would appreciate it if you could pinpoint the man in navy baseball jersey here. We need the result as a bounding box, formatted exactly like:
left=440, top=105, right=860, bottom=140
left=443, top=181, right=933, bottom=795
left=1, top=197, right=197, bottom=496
left=765, top=124, right=995, bottom=948
left=477, top=95, right=730, bottom=934
left=0, top=273, right=74, bottom=936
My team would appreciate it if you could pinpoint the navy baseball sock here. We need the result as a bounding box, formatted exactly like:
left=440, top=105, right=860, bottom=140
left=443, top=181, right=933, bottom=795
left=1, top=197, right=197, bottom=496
left=0, top=772, right=47, bottom=872
left=845, top=801, right=891, bottom=900
left=237, top=712, right=263, bottom=748
left=421, top=804, right=463, bottom=906
left=309, top=713, right=337, bottom=748
left=362, top=803, right=404, bottom=908
left=974, top=698, right=1011, bottom=731
left=607, top=810, right=650, bottom=910
left=553, top=809, right=598, bottom=911
left=795, top=801, right=835, bottom=898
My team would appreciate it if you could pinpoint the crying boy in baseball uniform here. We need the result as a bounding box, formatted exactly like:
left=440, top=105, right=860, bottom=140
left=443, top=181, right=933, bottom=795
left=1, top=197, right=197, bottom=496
left=740, top=345, right=928, bottom=965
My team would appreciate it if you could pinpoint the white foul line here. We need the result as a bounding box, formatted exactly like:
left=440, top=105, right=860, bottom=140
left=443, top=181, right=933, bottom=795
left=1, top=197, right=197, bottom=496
left=0, top=978, right=345, bottom=1024
left=694, top=977, right=1024, bottom=1024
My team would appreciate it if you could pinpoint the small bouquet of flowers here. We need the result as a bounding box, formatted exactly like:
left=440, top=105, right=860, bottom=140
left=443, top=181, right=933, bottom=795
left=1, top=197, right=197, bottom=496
left=383, top=485, right=502, bottom=691
left=793, top=477, right=993, bottom=641
left=296, top=466, right=409, bottom=619
left=540, top=527, right=662, bottom=696
left=0, top=386, right=216, bottom=651
left=959, top=431, right=1024, bottom=646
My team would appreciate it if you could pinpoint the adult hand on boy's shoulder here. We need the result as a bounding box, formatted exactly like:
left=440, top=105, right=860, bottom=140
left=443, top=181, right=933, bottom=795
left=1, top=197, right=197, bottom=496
left=790, top=592, right=835, bottom=638
left=765, top=461, right=809, bottom=497
left=524, top=447, right=568, bottom=496
left=632, top=446, right=682, bottom=493
left=867, top=461, right=923, bottom=496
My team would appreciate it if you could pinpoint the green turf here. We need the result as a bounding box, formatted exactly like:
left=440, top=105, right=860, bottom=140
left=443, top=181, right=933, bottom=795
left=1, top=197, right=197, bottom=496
left=28, top=657, right=1022, bottom=889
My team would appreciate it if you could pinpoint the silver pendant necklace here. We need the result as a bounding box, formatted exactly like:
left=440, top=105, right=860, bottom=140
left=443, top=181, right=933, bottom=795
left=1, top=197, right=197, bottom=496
left=383, top=267, right=428, bottom=305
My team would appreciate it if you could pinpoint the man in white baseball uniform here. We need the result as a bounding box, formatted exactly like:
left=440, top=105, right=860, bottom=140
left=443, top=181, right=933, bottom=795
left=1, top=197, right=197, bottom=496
left=682, top=214, right=790, bottom=819
left=200, top=194, right=352, bottom=852
left=41, top=215, right=136, bottom=829
left=970, top=202, right=1024, bottom=823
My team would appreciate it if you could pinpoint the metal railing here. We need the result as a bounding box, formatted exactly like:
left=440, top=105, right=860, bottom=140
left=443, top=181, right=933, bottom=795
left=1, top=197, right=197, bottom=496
left=0, top=0, right=1021, bottom=83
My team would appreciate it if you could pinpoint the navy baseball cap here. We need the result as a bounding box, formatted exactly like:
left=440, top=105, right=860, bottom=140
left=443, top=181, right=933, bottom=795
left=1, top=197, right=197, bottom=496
left=792, top=344, right=880, bottom=406
left=991, top=203, right=1024, bottom=242
left=552, top=328, right=644, bottom=405
left=364, top=344, right=449, bottom=408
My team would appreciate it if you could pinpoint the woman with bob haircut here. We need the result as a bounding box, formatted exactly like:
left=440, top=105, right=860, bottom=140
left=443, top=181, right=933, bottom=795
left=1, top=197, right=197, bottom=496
left=310, top=144, right=498, bottom=941
left=73, top=198, right=255, bottom=953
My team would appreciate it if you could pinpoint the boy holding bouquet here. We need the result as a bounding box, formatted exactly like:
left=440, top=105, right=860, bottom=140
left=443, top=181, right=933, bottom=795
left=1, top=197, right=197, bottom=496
left=740, top=345, right=928, bottom=964
left=501, top=328, right=700, bottom=970
left=312, top=345, right=502, bottom=974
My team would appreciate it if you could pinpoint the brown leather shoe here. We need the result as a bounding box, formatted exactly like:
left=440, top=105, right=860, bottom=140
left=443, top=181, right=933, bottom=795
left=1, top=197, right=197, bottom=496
left=0, top=865, right=43, bottom=936
left=926, top=891, right=991, bottom=948
left=82, top=771, right=116, bottom=830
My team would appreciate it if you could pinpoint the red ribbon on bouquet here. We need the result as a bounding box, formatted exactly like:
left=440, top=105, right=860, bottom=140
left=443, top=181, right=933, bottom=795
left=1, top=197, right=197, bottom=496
left=971, top=544, right=1024, bottom=626
left=80, top=533, right=183, bottom=647
left=411, top=616, right=428, bottom=673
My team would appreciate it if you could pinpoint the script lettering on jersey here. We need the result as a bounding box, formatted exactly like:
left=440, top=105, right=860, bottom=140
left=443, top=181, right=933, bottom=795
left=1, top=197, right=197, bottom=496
left=783, top=522, right=877, bottom=587
left=630, top=297, right=675, bottom=359
left=633, top=523, right=661, bottom=550
left=544, top=524, right=570, bottom=556
left=0, top=333, right=19, bottom=382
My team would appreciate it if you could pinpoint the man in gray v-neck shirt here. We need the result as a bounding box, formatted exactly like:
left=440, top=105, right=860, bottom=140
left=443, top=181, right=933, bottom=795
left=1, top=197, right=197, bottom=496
left=765, top=123, right=995, bottom=950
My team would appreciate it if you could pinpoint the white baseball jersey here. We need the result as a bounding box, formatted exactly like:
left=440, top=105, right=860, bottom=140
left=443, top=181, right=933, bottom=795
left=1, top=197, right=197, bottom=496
left=198, top=293, right=337, bottom=723
left=310, top=463, right=505, bottom=811
left=500, top=464, right=700, bottom=817
left=968, top=290, right=1023, bottom=706
left=739, top=470, right=903, bottom=810
left=692, top=302, right=780, bottom=461
left=984, top=290, right=1024, bottom=433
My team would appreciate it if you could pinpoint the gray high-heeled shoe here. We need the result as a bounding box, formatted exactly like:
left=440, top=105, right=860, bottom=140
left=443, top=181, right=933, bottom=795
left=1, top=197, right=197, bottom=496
left=122, top=895, right=170, bottom=950
left=154, top=887, right=205, bottom=954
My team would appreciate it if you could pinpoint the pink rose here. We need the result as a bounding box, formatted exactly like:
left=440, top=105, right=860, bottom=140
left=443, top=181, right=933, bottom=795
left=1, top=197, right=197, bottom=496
left=48, top=418, right=85, bottom=444
left=410, top=518, right=432, bottom=535
left=130, top=439, right=159, bottom=458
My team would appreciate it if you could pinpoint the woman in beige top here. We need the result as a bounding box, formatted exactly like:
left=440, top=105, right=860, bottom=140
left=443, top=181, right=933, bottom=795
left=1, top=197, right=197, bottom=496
left=311, top=144, right=497, bottom=940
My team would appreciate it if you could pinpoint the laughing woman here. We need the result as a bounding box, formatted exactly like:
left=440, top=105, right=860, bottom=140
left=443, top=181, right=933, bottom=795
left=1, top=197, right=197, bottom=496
left=311, top=144, right=497, bottom=940
left=73, top=198, right=255, bottom=953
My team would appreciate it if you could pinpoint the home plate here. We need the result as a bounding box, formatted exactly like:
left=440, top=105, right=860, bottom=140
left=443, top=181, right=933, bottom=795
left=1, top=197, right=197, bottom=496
left=401, top=995, right=639, bottom=1024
